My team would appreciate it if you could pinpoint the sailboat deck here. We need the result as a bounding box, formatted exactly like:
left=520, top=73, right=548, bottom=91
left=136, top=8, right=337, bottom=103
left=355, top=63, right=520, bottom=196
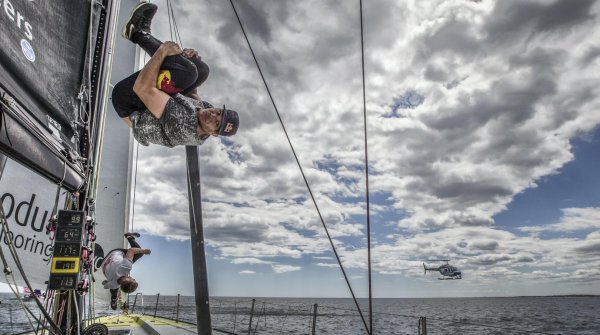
left=93, top=314, right=199, bottom=335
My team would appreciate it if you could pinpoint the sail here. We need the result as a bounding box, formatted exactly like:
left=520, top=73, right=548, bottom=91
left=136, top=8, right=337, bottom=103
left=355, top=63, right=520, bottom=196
left=0, top=0, right=94, bottom=191
left=0, top=157, right=68, bottom=287
left=0, top=0, right=89, bottom=139
left=91, top=0, right=141, bottom=300
left=0, top=0, right=137, bottom=297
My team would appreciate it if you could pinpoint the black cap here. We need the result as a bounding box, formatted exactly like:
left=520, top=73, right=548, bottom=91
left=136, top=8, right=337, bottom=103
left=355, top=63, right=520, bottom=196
left=218, top=105, right=239, bottom=137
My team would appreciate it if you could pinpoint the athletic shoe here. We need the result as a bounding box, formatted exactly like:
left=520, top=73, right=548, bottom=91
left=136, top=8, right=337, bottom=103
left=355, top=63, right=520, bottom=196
left=121, top=1, right=158, bottom=41
left=125, top=232, right=141, bottom=239
left=110, top=297, right=118, bottom=310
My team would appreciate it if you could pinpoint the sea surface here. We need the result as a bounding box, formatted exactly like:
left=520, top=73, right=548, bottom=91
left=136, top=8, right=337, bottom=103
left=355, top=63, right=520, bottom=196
left=1, top=293, right=599, bottom=334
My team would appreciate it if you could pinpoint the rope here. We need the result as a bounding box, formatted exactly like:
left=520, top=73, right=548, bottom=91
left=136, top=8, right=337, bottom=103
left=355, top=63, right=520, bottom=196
left=166, top=0, right=183, bottom=46
left=0, top=200, right=62, bottom=334
left=166, top=0, right=174, bottom=42
left=39, top=164, right=68, bottom=332
left=4, top=273, right=39, bottom=333
left=130, top=0, right=153, bottom=233
left=0, top=224, right=10, bottom=268
left=73, top=291, right=81, bottom=335
left=358, top=0, right=373, bottom=333
left=227, top=2, right=370, bottom=334
left=0, top=95, right=13, bottom=146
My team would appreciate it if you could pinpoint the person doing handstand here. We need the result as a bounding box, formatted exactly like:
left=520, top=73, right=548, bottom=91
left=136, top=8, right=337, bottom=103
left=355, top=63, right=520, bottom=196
left=101, top=232, right=150, bottom=310
left=112, top=1, right=239, bottom=147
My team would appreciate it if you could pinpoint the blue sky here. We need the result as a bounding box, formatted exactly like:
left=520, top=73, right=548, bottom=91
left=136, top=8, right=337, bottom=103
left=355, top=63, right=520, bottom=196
left=120, top=0, right=600, bottom=298
left=494, top=129, right=600, bottom=235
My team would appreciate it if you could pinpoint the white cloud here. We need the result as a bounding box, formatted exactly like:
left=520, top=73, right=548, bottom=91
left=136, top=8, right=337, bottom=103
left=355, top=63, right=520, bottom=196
left=271, top=264, right=301, bottom=274
left=230, top=258, right=272, bottom=265
left=519, top=207, right=600, bottom=233
left=129, top=0, right=600, bottom=294
left=315, top=263, right=338, bottom=268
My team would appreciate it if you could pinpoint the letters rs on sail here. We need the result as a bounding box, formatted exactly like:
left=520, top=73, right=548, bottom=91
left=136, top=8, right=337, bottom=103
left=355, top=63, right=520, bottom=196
left=1, top=0, right=34, bottom=40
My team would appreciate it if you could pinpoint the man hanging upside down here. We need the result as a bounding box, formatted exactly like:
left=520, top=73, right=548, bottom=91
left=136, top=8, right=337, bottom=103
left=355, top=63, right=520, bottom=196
left=112, top=1, right=239, bottom=147
left=101, top=232, right=150, bottom=310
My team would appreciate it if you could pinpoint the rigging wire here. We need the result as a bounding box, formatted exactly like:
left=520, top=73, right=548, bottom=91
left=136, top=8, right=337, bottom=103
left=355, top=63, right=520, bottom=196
left=166, top=0, right=174, bottom=42
left=3, top=268, right=39, bottom=333
left=1, top=221, right=56, bottom=335
left=0, top=96, right=14, bottom=146
left=129, top=39, right=151, bottom=236
left=73, top=291, right=81, bottom=335
left=130, top=0, right=175, bottom=233
left=358, top=0, right=373, bottom=333
left=126, top=1, right=180, bottom=236
left=81, top=0, right=125, bottom=323
left=227, top=1, right=370, bottom=334
left=37, top=289, right=52, bottom=334
left=167, top=0, right=183, bottom=49
left=40, top=164, right=68, bottom=333
left=0, top=202, right=62, bottom=335
left=130, top=0, right=154, bottom=234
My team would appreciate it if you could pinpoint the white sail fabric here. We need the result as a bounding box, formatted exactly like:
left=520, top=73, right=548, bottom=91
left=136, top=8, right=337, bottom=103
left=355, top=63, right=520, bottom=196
left=0, top=0, right=138, bottom=302
left=91, top=0, right=140, bottom=301
left=0, top=159, right=67, bottom=288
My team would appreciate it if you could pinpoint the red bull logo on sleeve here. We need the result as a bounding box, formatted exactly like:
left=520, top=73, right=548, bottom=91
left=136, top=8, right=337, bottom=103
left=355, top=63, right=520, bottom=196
left=156, top=70, right=181, bottom=94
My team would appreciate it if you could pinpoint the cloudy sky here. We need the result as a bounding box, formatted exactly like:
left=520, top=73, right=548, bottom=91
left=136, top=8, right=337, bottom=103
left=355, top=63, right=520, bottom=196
left=128, top=0, right=600, bottom=298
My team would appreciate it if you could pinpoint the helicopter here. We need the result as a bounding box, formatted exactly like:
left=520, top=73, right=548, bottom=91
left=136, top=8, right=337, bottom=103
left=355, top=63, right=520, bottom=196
left=423, top=259, right=462, bottom=280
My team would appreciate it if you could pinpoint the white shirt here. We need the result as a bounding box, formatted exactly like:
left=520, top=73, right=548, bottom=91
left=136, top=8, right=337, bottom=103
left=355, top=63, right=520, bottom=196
left=101, top=250, right=133, bottom=290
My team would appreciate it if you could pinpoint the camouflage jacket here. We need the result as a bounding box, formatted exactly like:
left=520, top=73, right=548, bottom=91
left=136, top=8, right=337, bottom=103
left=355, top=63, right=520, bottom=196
left=131, top=93, right=210, bottom=147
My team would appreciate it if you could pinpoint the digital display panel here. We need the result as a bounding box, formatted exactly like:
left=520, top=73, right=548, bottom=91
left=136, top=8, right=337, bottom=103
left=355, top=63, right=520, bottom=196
left=55, top=226, right=82, bottom=242
left=57, top=210, right=84, bottom=227
left=49, top=210, right=84, bottom=290
left=55, top=260, right=76, bottom=270
left=53, top=242, right=81, bottom=257
left=51, top=257, right=79, bottom=274
left=48, top=274, right=78, bottom=290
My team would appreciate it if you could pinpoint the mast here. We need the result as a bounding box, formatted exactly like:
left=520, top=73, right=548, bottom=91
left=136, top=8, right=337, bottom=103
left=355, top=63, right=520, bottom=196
left=52, top=0, right=120, bottom=333
left=185, top=145, right=212, bottom=334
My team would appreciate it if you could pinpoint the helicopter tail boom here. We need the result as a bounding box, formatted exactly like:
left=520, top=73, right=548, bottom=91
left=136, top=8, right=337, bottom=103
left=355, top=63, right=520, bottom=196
left=423, top=263, right=436, bottom=274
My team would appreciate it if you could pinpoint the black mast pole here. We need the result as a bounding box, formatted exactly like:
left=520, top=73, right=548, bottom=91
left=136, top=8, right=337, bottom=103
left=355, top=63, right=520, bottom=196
left=185, top=145, right=212, bottom=335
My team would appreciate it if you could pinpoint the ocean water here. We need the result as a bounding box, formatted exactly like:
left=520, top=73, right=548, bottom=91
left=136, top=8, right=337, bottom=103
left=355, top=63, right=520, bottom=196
left=1, top=293, right=599, bottom=334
